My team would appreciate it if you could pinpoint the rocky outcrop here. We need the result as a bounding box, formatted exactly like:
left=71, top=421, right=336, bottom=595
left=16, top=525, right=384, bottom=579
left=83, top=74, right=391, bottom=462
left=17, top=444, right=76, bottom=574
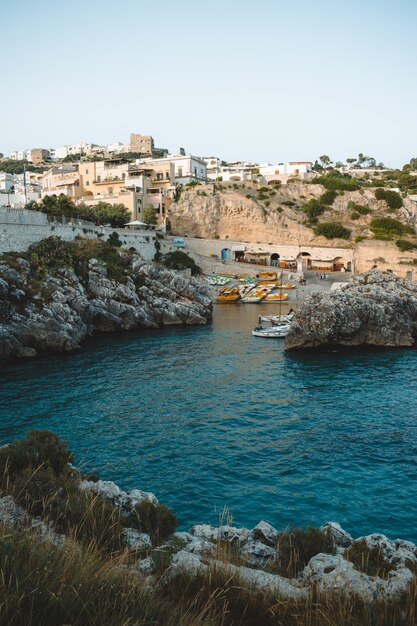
left=0, top=254, right=212, bottom=363
left=285, top=270, right=417, bottom=350
left=168, top=182, right=417, bottom=246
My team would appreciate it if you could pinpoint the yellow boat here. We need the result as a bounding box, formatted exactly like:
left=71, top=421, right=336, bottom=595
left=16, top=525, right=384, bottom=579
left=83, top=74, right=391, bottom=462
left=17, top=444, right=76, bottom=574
left=281, top=283, right=296, bottom=290
left=264, top=292, right=289, bottom=301
left=241, top=285, right=273, bottom=302
left=216, top=286, right=241, bottom=303
left=259, top=271, right=277, bottom=280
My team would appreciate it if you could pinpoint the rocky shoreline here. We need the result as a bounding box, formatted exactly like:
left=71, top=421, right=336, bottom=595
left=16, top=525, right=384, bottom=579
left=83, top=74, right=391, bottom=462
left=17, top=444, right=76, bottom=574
left=0, top=238, right=212, bottom=363
left=1, top=473, right=415, bottom=604
left=286, top=270, right=417, bottom=350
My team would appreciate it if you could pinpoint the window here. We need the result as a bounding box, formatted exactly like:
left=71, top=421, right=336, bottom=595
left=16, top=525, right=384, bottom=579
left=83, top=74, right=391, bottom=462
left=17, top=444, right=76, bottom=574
left=165, top=171, right=169, bottom=179
left=178, top=167, right=183, bottom=177
left=86, top=169, right=89, bottom=174
left=86, top=181, right=89, bottom=186
left=97, top=175, right=101, bottom=182
left=108, top=187, right=113, bottom=195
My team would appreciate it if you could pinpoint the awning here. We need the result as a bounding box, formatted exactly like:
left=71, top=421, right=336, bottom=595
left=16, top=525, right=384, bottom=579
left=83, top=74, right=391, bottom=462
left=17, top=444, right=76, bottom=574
left=232, top=244, right=246, bottom=252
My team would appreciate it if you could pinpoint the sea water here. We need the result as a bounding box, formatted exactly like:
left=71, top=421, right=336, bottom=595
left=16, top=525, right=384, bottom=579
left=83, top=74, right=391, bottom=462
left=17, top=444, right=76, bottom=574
left=1, top=304, right=417, bottom=540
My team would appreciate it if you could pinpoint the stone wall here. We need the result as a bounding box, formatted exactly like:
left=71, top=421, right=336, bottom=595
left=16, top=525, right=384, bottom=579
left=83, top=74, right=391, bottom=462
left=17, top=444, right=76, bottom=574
left=0, top=223, right=170, bottom=260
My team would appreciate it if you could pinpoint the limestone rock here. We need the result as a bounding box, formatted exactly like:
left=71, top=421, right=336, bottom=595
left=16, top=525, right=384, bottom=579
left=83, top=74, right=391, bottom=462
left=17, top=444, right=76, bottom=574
left=286, top=270, right=417, bottom=350
left=321, top=521, right=353, bottom=548
left=240, top=540, right=276, bottom=566
left=0, top=252, right=212, bottom=363
left=251, top=520, right=279, bottom=546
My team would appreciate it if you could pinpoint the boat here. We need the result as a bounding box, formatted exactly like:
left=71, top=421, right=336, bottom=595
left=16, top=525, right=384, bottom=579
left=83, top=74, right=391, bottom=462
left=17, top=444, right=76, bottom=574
left=259, top=310, right=295, bottom=323
left=258, top=271, right=277, bottom=280
left=241, top=284, right=273, bottom=303
left=238, top=284, right=255, bottom=297
left=252, top=324, right=290, bottom=338
left=205, top=275, right=231, bottom=286
left=264, top=292, right=289, bottom=302
left=280, top=283, right=296, bottom=290
left=216, top=286, right=241, bottom=303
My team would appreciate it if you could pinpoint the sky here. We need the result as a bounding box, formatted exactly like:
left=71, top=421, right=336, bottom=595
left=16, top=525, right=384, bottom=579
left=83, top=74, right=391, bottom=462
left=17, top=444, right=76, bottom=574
left=2, top=0, right=417, bottom=167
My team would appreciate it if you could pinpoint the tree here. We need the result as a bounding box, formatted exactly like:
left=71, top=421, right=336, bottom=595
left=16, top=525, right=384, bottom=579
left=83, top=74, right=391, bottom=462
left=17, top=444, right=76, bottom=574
left=409, top=158, right=417, bottom=170
left=319, top=155, right=332, bottom=168
left=346, top=158, right=357, bottom=165
left=143, top=205, right=157, bottom=225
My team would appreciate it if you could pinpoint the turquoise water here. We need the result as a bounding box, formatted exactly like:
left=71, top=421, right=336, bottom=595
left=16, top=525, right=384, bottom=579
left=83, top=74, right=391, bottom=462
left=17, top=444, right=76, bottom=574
left=1, top=304, right=417, bottom=540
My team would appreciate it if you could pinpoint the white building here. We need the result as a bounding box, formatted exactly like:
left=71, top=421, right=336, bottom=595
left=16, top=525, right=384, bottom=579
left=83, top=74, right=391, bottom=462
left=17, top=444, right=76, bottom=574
left=0, top=172, right=15, bottom=192
left=136, top=154, right=207, bottom=185
left=9, top=149, right=31, bottom=161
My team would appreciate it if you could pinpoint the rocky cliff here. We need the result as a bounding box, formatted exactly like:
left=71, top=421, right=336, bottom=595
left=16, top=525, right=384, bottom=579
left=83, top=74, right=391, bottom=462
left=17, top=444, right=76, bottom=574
left=0, top=238, right=212, bottom=363
left=285, top=270, right=417, bottom=349
left=168, top=181, right=417, bottom=246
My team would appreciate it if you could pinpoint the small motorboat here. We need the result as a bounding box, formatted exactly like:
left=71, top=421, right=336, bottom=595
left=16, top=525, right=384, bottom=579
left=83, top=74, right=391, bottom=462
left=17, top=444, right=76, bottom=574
left=252, top=324, right=290, bottom=338
left=259, top=310, right=295, bottom=323
left=241, top=284, right=273, bottom=303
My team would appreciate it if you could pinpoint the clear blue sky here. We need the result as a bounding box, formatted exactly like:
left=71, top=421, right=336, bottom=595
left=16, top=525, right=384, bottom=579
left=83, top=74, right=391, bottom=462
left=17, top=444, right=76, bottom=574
left=2, top=0, right=417, bottom=167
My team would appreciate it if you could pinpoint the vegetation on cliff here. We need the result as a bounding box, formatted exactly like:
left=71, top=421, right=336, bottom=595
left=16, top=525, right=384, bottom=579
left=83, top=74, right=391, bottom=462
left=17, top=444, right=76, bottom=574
left=27, top=194, right=131, bottom=227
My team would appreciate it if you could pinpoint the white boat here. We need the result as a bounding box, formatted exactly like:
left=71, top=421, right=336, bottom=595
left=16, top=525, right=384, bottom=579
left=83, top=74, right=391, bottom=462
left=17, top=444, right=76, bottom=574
left=252, top=324, right=290, bottom=338
left=259, top=311, right=295, bottom=323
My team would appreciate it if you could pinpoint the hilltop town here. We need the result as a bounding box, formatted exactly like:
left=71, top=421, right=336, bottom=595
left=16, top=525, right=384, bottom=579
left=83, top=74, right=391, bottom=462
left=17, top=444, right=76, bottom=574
left=1, top=134, right=417, bottom=277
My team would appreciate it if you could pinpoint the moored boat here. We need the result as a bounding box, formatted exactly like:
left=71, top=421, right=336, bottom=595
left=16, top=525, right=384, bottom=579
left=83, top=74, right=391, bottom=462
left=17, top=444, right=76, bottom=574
left=264, top=292, right=289, bottom=302
left=216, top=286, right=241, bottom=303
left=241, top=284, right=273, bottom=303
left=252, top=324, right=290, bottom=338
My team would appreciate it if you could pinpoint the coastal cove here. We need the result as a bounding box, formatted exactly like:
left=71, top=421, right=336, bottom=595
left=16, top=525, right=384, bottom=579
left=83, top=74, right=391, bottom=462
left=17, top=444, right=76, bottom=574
left=1, top=304, right=417, bottom=542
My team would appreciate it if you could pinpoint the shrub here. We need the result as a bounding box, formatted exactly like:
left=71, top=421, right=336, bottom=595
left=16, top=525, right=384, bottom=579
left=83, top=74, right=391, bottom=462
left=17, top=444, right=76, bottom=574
left=245, top=193, right=252, bottom=199
left=303, top=198, right=326, bottom=221
left=0, top=430, right=73, bottom=480
left=281, top=200, right=295, bottom=207
left=28, top=237, right=73, bottom=276
left=162, top=251, right=201, bottom=275
left=320, top=190, right=337, bottom=205
left=315, top=222, right=351, bottom=239
left=310, top=173, right=361, bottom=191
left=107, top=231, right=122, bottom=247
left=131, top=501, right=177, bottom=544
left=275, top=526, right=335, bottom=578
left=264, top=200, right=270, bottom=207
left=396, top=239, right=417, bottom=252
left=351, top=212, right=360, bottom=220
left=345, top=539, right=395, bottom=578
left=375, top=188, right=403, bottom=209
left=355, top=235, right=367, bottom=243
left=373, top=233, right=394, bottom=241
left=370, top=217, right=414, bottom=236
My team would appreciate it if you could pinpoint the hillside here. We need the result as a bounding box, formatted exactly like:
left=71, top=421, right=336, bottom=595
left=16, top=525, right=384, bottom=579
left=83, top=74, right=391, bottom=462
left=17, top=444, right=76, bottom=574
left=168, top=180, right=417, bottom=248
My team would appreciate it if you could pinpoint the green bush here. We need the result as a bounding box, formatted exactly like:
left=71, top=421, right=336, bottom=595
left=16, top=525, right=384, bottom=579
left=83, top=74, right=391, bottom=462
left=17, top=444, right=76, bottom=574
left=374, top=188, right=403, bottom=209
left=131, top=501, right=177, bottom=544
left=281, top=200, right=295, bottom=207
left=162, top=251, right=201, bottom=275
left=275, top=526, right=335, bottom=578
left=355, top=235, right=367, bottom=243
left=107, top=231, right=122, bottom=247
left=370, top=217, right=413, bottom=236
left=303, top=198, right=325, bottom=221
left=351, top=212, right=360, bottom=220
left=315, top=222, right=351, bottom=239
left=28, top=237, right=73, bottom=276
left=310, top=173, right=360, bottom=191
left=345, top=539, right=395, bottom=578
left=373, top=233, right=394, bottom=241
left=0, top=430, right=73, bottom=479
left=396, top=239, right=417, bottom=252
left=320, top=190, right=337, bottom=205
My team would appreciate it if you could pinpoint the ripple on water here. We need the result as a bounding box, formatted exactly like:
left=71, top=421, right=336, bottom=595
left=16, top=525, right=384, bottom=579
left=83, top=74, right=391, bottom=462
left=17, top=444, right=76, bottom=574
left=1, top=305, right=417, bottom=539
